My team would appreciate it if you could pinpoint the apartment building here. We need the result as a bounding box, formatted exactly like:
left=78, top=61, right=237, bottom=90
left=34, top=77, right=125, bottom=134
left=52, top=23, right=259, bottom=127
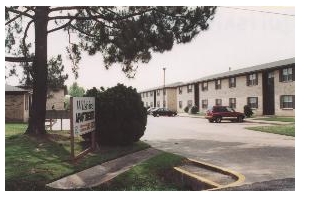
left=140, top=58, right=295, bottom=116
left=140, top=82, right=182, bottom=111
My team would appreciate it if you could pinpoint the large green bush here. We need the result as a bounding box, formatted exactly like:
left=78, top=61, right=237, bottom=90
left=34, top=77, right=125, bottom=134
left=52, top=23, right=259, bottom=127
left=84, top=84, right=147, bottom=146
left=184, top=106, right=189, bottom=113
left=190, top=105, right=199, bottom=114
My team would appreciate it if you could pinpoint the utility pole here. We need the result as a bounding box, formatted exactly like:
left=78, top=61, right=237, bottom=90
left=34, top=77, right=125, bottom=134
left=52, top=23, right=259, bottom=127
left=163, top=67, right=166, bottom=108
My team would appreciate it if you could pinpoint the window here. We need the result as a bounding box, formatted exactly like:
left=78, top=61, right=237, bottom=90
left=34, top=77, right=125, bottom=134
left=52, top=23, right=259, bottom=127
left=142, top=93, right=145, bottom=98
left=280, top=95, right=295, bottom=109
left=215, top=99, right=222, bottom=106
left=163, top=100, right=166, bottom=108
left=157, top=90, right=160, bottom=96
left=202, top=82, right=208, bottom=91
left=187, top=85, right=193, bottom=93
left=25, top=95, right=29, bottom=111
left=178, top=87, right=182, bottom=94
left=202, top=99, right=208, bottom=109
left=179, top=101, right=183, bottom=109
left=229, top=98, right=236, bottom=109
left=247, top=97, right=258, bottom=109
left=163, top=89, right=166, bottom=96
left=157, top=101, right=160, bottom=107
left=146, top=92, right=148, bottom=97
left=187, top=100, right=193, bottom=107
left=280, top=67, right=294, bottom=82
left=150, top=91, right=153, bottom=97
left=247, top=73, right=258, bottom=86
left=229, top=77, right=236, bottom=88
left=146, top=102, right=148, bottom=107
left=215, top=79, right=221, bottom=90
left=150, top=102, right=153, bottom=107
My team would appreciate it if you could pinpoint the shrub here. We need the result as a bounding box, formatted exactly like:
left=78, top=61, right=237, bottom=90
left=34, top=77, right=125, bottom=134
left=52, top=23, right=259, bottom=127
left=184, top=106, right=189, bottom=113
left=190, top=105, right=199, bottom=114
left=84, top=84, right=147, bottom=146
left=244, top=105, right=253, bottom=118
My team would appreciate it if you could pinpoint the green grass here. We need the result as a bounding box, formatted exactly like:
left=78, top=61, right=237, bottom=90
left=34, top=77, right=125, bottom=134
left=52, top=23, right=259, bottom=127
left=5, top=123, right=150, bottom=190
left=89, top=152, right=188, bottom=191
left=253, top=117, right=295, bottom=122
left=246, top=124, right=295, bottom=137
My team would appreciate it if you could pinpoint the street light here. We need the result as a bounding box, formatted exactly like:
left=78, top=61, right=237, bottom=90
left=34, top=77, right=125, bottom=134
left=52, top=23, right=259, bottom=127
left=163, top=67, right=166, bottom=108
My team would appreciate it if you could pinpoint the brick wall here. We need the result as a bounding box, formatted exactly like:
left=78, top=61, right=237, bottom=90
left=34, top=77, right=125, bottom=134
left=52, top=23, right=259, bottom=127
left=5, top=94, right=26, bottom=122
left=176, top=84, right=195, bottom=113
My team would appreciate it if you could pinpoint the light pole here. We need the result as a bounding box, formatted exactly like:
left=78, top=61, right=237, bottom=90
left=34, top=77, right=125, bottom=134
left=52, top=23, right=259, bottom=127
left=163, top=67, right=166, bottom=108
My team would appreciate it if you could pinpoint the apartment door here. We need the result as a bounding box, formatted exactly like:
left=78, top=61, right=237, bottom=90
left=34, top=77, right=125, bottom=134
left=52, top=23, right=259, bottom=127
left=263, top=71, right=275, bottom=115
left=194, top=83, right=200, bottom=111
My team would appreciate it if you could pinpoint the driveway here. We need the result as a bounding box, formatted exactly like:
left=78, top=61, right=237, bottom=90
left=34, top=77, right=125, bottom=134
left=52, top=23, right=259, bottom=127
left=142, top=116, right=295, bottom=186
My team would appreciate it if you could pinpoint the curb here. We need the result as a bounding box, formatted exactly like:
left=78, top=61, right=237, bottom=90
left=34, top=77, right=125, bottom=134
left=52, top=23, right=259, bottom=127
left=174, top=158, right=245, bottom=191
left=243, top=119, right=293, bottom=125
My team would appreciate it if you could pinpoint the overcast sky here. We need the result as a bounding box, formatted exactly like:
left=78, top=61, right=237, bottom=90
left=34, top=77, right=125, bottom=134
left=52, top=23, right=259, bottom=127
left=5, top=6, right=295, bottom=92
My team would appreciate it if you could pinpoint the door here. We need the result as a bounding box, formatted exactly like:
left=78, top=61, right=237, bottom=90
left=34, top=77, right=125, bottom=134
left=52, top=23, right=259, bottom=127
left=263, top=71, right=275, bottom=115
left=194, top=83, right=200, bottom=111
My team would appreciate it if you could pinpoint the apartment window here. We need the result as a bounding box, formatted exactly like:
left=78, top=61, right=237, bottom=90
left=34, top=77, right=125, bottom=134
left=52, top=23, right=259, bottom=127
left=179, top=101, right=183, bottom=109
left=142, top=93, right=145, bottom=98
left=215, top=99, right=222, bottom=106
left=215, top=79, right=221, bottom=90
left=280, top=95, right=295, bottom=109
left=25, top=95, right=29, bottom=111
left=202, top=82, right=208, bottom=91
left=163, top=100, right=166, bottom=108
left=229, top=98, right=236, bottom=109
left=146, top=92, right=148, bottom=97
left=179, top=87, right=183, bottom=94
left=202, top=99, right=208, bottom=109
left=163, top=89, right=166, bottom=96
left=157, top=90, right=160, bottom=96
left=150, top=91, right=153, bottom=97
left=146, top=102, right=148, bottom=107
left=157, top=101, right=160, bottom=107
left=187, top=84, right=193, bottom=93
left=247, top=97, right=258, bottom=109
left=280, top=67, right=294, bottom=82
left=187, top=100, right=193, bottom=107
left=229, top=77, right=236, bottom=88
left=150, top=102, right=153, bottom=107
left=247, top=73, right=258, bottom=86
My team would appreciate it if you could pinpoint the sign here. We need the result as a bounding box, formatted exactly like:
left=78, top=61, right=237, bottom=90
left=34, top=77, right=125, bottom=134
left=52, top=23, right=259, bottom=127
left=72, top=97, right=95, bottom=137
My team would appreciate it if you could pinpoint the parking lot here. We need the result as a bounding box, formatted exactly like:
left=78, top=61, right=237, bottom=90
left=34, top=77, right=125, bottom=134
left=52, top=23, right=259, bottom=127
left=142, top=115, right=295, bottom=186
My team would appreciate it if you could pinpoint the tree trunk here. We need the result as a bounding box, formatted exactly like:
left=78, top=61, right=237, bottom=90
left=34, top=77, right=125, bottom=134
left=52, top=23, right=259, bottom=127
left=25, top=7, right=49, bottom=135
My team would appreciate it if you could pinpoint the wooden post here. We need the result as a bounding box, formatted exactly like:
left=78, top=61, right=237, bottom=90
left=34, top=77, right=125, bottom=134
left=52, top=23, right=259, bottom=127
left=50, top=118, right=52, bottom=131
left=70, top=97, right=74, bottom=160
left=60, top=117, right=63, bottom=131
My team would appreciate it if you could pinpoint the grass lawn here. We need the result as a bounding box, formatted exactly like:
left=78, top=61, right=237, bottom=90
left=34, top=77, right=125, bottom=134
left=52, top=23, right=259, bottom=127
left=253, top=117, right=295, bottom=122
left=5, top=123, right=150, bottom=190
left=89, top=152, right=188, bottom=191
left=246, top=124, right=295, bottom=137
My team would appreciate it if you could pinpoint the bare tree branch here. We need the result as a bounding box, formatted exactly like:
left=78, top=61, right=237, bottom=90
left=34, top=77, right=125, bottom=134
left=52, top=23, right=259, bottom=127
left=5, top=56, right=34, bottom=62
left=5, top=8, right=31, bottom=25
left=6, top=7, right=34, bottom=19
left=47, top=19, right=73, bottom=33
left=49, top=6, right=89, bottom=13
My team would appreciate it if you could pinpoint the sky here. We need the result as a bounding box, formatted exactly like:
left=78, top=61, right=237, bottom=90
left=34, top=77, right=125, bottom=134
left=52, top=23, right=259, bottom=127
left=5, top=6, right=295, bottom=92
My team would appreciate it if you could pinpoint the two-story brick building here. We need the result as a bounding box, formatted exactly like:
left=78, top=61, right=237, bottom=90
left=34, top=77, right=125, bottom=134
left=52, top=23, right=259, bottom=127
left=140, top=58, right=295, bottom=116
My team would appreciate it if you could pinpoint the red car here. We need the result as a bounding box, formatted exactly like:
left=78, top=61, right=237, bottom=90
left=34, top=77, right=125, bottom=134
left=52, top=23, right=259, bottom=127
left=205, top=106, right=245, bottom=123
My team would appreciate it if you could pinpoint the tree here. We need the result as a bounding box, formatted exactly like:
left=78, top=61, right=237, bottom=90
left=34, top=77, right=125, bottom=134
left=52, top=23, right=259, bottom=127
left=68, top=82, right=85, bottom=97
left=5, top=6, right=217, bottom=135
left=19, top=55, right=69, bottom=89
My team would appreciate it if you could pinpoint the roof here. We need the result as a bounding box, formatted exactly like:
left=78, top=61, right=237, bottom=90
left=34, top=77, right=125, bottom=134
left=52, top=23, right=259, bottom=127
left=139, top=82, right=184, bottom=93
left=5, top=84, right=30, bottom=93
left=183, top=57, right=295, bottom=85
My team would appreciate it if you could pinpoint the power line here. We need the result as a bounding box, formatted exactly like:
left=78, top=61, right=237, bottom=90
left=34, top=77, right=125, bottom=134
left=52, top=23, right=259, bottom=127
left=219, top=6, right=295, bottom=17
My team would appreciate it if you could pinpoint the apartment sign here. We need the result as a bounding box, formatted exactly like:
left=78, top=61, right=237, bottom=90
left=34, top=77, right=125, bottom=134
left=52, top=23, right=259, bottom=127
left=72, top=97, right=95, bottom=137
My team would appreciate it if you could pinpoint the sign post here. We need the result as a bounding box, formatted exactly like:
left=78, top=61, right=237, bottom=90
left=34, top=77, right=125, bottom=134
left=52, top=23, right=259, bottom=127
left=70, top=97, right=96, bottom=161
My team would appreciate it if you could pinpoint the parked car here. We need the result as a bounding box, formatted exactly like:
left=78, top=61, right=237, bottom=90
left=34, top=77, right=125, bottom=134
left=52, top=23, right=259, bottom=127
left=205, top=106, right=245, bottom=123
left=152, top=108, right=177, bottom=117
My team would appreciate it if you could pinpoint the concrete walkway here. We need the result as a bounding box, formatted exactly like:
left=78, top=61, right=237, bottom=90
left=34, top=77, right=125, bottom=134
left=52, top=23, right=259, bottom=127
left=46, top=148, right=162, bottom=190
